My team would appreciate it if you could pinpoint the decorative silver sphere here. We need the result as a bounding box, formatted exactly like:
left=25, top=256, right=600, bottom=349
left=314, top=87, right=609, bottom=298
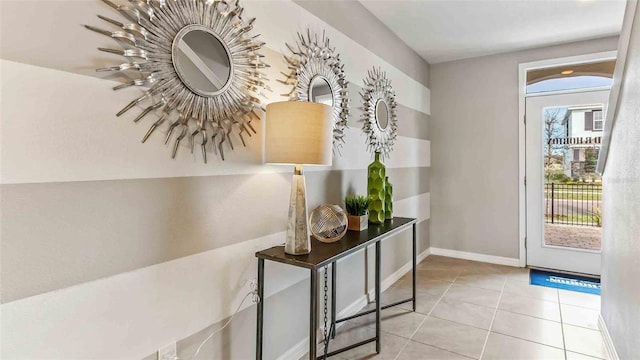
left=309, top=205, right=348, bottom=243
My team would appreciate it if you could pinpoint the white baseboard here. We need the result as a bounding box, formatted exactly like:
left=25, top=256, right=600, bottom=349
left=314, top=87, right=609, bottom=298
left=598, top=314, right=619, bottom=360
left=276, top=337, right=308, bottom=360
left=429, top=247, right=520, bottom=267
left=276, top=294, right=369, bottom=360
left=367, top=248, right=431, bottom=300
left=277, top=248, right=431, bottom=360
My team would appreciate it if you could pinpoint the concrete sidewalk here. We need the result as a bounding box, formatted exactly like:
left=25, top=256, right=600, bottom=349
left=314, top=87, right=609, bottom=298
left=545, top=224, right=602, bottom=250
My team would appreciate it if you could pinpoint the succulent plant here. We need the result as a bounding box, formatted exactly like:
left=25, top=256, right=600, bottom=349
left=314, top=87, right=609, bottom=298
left=345, top=195, right=370, bottom=216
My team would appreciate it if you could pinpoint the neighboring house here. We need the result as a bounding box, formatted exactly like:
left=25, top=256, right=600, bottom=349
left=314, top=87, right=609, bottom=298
left=563, top=106, right=604, bottom=178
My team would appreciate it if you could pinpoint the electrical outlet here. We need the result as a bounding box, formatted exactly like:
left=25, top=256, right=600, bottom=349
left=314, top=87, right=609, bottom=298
left=158, top=342, right=176, bottom=360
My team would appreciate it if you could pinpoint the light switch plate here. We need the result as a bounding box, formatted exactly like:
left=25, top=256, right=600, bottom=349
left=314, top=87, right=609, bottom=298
left=158, top=342, right=176, bottom=360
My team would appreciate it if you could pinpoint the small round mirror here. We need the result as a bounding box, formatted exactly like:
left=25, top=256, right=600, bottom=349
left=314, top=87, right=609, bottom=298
left=376, top=100, right=389, bottom=130
left=308, top=76, right=334, bottom=107
left=172, top=26, right=232, bottom=97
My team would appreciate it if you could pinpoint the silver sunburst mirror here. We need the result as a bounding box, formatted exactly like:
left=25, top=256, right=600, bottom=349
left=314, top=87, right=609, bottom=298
left=360, top=67, right=398, bottom=159
left=85, top=0, right=270, bottom=162
left=281, top=29, right=349, bottom=154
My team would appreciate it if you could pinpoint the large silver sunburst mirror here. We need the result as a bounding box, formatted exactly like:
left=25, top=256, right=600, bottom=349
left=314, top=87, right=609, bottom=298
left=85, top=0, right=270, bottom=162
left=360, top=67, right=398, bottom=159
left=281, top=29, right=349, bottom=154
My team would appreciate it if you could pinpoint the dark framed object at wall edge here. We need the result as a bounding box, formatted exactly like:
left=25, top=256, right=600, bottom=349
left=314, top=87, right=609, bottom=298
left=255, top=217, right=418, bottom=359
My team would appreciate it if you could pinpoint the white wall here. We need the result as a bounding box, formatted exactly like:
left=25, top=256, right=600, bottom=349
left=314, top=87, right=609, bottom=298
left=600, top=2, right=640, bottom=359
left=570, top=110, right=604, bottom=139
left=429, top=36, right=618, bottom=260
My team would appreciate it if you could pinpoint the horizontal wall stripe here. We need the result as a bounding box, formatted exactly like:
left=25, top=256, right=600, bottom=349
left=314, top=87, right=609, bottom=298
left=293, top=0, right=430, bottom=88
left=1, top=166, right=429, bottom=303
left=0, top=1, right=430, bottom=114
left=396, top=104, right=430, bottom=140
left=175, top=277, right=310, bottom=360
left=345, top=82, right=430, bottom=141
left=0, top=0, right=134, bottom=84
left=0, top=60, right=429, bottom=185
left=245, top=0, right=431, bottom=114
left=1, top=218, right=429, bottom=359
left=1, top=231, right=292, bottom=359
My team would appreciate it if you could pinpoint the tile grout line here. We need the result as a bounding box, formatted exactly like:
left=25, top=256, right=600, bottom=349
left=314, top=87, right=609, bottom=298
left=390, top=265, right=554, bottom=359
left=493, top=291, right=599, bottom=327
left=428, top=268, right=601, bottom=358
left=492, top=278, right=576, bottom=353
left=558, top=289, right=568, bottom=360
left=486, top=331, right=570, bottom=352
left=347, top=262, right=601, bottom=360
left=390, top=271, right=459, bottom=360
left=478, top=277, right=506, bottom=359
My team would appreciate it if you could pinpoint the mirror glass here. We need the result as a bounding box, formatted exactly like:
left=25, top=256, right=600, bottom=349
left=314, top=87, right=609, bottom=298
left=173, top=27, right=231, bottom=96
left=376, top=100, right=389, bottom=130
left=309, top=76, right=334, bottom=106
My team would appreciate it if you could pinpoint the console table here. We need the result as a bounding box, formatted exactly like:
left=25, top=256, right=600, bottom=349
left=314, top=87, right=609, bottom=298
left=255, top=217, right=417, bottom=359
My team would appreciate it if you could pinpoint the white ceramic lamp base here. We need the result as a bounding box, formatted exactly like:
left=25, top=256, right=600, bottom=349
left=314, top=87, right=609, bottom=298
left=285, top=165, right=311, bottom=255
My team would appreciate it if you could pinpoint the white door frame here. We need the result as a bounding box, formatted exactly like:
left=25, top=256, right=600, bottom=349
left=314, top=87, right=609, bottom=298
left=517, top=51, right=617, bottom=267
left=526, top=90, right=609, bottom=275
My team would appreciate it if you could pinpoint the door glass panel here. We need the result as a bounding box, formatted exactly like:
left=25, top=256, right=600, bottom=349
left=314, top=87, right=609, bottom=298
left=543, top=106, right=603, bottom=251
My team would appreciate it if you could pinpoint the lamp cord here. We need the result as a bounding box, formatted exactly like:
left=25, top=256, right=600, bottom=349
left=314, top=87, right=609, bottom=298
left=174, top=280, right=261, bottom=360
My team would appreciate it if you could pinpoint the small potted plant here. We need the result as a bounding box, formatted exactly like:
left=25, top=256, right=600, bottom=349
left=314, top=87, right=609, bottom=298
left=345, top=195, right=370, bottom=231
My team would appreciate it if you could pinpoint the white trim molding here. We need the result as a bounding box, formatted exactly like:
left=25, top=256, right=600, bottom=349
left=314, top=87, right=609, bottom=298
left=382, top=247, right=432, bottom=291
left=429, top=247, right=521, bottom=267
left=276, top=294, right=369, bottom=360
left=517, top=50, right=618, bottom=269
left=598, top=314, right=620, bottom=360
left=367, top=248, right=432, bottom=300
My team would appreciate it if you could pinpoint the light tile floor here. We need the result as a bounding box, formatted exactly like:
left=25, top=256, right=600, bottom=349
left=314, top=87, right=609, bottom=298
left=310, top=255, right=606, bottom=360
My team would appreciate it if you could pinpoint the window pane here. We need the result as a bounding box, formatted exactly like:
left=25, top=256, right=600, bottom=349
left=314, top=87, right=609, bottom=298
left=593, top=110, right=603, bottom=130
left=594, top=121, right=603, bottom=130
left=527, top=76, right=612, bottom=94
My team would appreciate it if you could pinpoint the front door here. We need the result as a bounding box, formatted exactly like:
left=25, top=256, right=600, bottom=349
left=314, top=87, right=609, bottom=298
left=525, top=90, right=608, bottom=275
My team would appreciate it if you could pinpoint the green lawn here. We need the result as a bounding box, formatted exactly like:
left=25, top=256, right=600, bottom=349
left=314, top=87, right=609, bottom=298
left=544, top=190, right=602, bottom=201
left=545, top=214, right=601, bottom=226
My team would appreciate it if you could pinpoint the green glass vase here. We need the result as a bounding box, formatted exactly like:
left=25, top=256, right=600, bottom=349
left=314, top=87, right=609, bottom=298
left=368, top=152, right=386, bottom=224
left=384, top=176, right=393, bottom=220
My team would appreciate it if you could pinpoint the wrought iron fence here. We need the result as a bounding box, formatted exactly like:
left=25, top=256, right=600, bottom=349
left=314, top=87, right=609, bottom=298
left=545, top=183, right=602, bottom=227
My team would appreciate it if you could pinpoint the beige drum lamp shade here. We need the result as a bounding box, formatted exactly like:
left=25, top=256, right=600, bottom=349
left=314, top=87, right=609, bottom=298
left=264, top=101, right=334, bottom=255
left=264, top=101, right=333, bottom=166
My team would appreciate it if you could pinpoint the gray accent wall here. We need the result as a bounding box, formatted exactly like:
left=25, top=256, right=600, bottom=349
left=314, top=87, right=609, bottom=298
left=429, top=36, right=618, bottom=259
left=0, top=0, right=430, bottom=358
left=601, top=2, right=640, bottom=359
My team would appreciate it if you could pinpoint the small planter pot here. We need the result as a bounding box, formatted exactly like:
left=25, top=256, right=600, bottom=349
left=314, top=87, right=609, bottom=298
left=347, top=214, right=369, bottom=231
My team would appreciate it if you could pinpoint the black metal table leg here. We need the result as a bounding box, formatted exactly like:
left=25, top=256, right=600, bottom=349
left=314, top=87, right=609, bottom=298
left=331, top=261, right=337, bottom=339
left=256, top=258, right=264, bottom=360
left=256, top=218, right=417, bottom=360
left=375, top=241, right=381, bottom=354
left=310, top=269, right=318, bottom=360
left=412, top=223, right=417, bottom=311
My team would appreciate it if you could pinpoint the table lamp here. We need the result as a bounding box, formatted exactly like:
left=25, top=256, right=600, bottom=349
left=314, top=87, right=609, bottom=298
left=264, top=101, right=333, bottom=255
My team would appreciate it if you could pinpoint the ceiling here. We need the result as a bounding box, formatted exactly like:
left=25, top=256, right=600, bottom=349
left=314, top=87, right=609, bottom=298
left=360, top=0, right=627, bottom=64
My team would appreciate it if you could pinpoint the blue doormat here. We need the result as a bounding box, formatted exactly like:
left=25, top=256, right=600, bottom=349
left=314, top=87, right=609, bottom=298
left=530, top=269, right=600, bottom=295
